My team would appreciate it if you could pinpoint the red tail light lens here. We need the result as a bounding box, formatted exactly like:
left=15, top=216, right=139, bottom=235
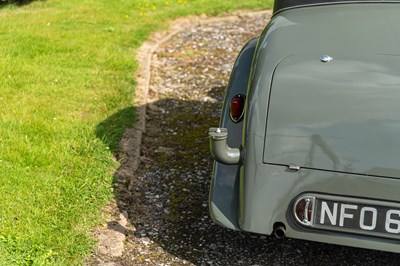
left=230, top=94, right=246, bottom=123
left=294, top=196, right=315, bottom=226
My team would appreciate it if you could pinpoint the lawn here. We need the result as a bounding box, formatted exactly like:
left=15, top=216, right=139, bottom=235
left=0, top=0, right=272, bottom=264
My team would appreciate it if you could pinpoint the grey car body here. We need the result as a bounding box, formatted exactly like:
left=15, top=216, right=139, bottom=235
left=209, top=0, right=400, bottom=253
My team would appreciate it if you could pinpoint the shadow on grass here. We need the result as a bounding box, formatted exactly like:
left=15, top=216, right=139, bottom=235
left=0, top=0, right=41, bottom=8
left=95, top=106, right=136, bottom=155
left=95, top=86, right=400, bottom=265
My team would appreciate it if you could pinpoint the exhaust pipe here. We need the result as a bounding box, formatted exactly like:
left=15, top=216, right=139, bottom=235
left=209, top=127, right=241, bottom=165
left=273, top=225, right=286, bottom=239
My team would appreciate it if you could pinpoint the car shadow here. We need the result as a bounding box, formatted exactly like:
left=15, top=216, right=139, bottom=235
left=96, top=87, right=400, bottom=265
left=0, top=0, right=40, bottom=7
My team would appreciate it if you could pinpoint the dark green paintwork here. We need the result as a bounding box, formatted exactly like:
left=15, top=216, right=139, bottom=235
left=209, top=38, right=258, bottom=230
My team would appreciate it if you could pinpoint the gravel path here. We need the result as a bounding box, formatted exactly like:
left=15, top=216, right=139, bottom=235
left=89, top=10, right=400, bottom=266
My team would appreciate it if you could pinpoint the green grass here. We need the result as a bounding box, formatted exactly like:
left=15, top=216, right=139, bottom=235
left=0, top=0, right=272, bottom=264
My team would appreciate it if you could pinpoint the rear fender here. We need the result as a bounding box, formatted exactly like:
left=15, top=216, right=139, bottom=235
left=209, top=37, right=259, bottom=229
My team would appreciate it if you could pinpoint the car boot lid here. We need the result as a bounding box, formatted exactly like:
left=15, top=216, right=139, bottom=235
left=263, top=53, right=400, bottom=179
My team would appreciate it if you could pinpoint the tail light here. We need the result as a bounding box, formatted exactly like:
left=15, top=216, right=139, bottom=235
left=230, top=94, right=246, bottom=123
left=294, top=196, right=315, bottom=226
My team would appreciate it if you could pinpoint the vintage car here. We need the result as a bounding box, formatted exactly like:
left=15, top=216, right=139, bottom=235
left=208, top=0, right=400, bottom=253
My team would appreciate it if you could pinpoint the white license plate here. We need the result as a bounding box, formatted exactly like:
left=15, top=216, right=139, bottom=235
left=314, top=198, right=400, bottom=238
left=293, top=194, right=400, bottom=239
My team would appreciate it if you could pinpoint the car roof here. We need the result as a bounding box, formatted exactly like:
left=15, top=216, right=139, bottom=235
left=273, top=0, right=400, bottom=14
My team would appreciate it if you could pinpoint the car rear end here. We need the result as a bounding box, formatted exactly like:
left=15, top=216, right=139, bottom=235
left=211, top=1, right=400, bottom=252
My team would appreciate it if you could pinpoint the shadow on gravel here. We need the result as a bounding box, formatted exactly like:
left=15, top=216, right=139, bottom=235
left=97, top=87, right=400, bottom=266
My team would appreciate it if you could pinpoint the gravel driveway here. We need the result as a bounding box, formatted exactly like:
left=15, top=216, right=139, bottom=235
left=90, top=10, right=400, bottom=266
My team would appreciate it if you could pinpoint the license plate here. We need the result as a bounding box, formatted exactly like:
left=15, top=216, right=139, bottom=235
left=294, top=194, right=400, bottom=239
